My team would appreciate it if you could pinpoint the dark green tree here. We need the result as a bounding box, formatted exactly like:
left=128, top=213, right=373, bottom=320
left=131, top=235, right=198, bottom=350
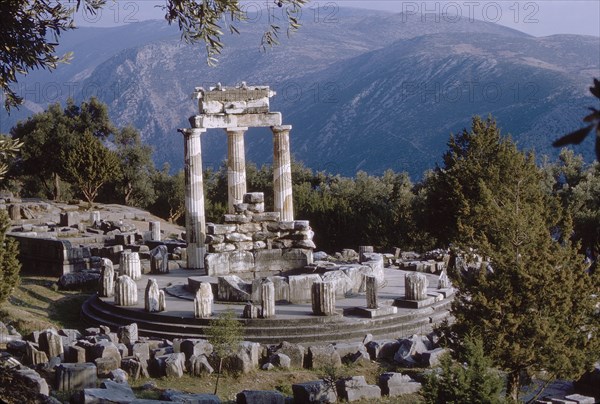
left=0, top=136, right=22, bottom=305
left=0, top=210, right=20, bottom=305
left=423, top=336, right=504, bottom=404
left=61, top=130, right=121, bottom=207
left=545, top=150, right=600, bottom=270
left=437, top=117, right=600, bottom=401
left=10, top=97, right=115, bottom=200
left=113, top=126, right=156, bottom=208
left=149, top=165, right=186, bottom=224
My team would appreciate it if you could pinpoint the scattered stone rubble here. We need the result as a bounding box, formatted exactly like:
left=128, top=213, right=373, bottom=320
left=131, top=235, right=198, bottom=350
left=1, top=318, right=484, bottom=403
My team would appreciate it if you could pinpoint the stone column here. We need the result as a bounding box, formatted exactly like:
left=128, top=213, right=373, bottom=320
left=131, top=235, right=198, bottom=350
left=226, top=127, right=248, bottom=213
left=145, top=279, right=161, bottom=312
left=115, top=275, right=138, bottom=306
left=194, top=282, right=213, bottom=319
left=99, top=258, right=114, bottom=297
left=149, top=221, right=161, bottom=241
left=180, top=128, right=207, bottom=270
left=150, top=245, right=169, bottom=274
left=359, top=246, right=374, bottom=263
left=438, top=270, right=450, bottom=289
left=272, top=125, right=294, bottom=221
left=260, top=279, right=275, bottom=318
left=311, top=281, right=335, bottom=316
left=365, top=275, right=378, bottom=309
left=90, top=211, right=101, bottom=224
left=158, top=290, right=166, bottom=311
left=120, top=252, right=141, bottom=280
left=405, top=273, right=428, bottom=300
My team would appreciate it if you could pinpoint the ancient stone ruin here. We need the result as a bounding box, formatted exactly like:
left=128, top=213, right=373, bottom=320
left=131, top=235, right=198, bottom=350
left=2, top=83, right=459, bottom=351
left=177, top=84, right=302, bottom=273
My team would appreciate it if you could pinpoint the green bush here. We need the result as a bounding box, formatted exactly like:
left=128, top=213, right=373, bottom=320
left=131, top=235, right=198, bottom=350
left=423, top=336, right=504, bottom=404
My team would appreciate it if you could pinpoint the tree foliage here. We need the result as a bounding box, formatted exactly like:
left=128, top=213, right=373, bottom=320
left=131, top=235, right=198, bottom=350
left=423, top=336, right=504, bottom=404
left=0, top=210, right=20, bottom=305
left=10, top=97, right=115, bottom=200
left=1, top=0, right=307, bottom=110
left=61, top=129, right=121, bottom=206
left=204, top=310, right=243, bottom=395
left=149, top=165, right=186, bottom=224
left=553, top=78, right=600, bottom=160
left=113, top=126, right=156, bottom=208
left=546, top=149, right=600, bottom=270
left=200, top=160, right=420, bottom=252
left=0, top=0, right=77, bottom=110
left=434, top=117, right=600, bottom=401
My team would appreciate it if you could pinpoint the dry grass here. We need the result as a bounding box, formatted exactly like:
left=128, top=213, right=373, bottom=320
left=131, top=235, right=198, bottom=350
left=0, top=276, right=92, bottom=334
left=129, top=362, right=424, bottom=403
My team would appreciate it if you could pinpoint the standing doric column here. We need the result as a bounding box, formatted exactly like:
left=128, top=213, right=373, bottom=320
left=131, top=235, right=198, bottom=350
left=271, top=125, right=294, bottom=221
left=226, top=127, right=248, bottom=213
left=179, top=127, right=207, bottom=270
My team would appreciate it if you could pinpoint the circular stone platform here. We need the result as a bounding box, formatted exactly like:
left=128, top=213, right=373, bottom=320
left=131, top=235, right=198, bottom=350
left=81, top=267, right=453, bottom=344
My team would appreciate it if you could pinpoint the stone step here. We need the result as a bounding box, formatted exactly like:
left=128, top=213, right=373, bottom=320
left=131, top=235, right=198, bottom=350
left=88, top=295, right=430, bottom=336
left=82, top=296, right=444, bottom=344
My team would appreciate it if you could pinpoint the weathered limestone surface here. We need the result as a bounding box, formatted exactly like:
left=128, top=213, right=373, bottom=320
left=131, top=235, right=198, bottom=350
left=322, top=270, right=353, bottom=298
left=180, top=127, right=207, bottom=270
left=268, top=341, right=305, bottom=369
left=188, top=354, right=214, bottom=376
left=55, top=363, right=97, bottom=391
left=75, top=380, right=135, bottom=403
left=120, top=252, right=141, bottom=280
left=226, top=127, right=248, bottom=213
left=393, top=335, right=430, bottom=367
left=438, top=270, right=450, bottom=289
left=405, top=272, right=428, bottom=300
left=260, top=279, right=275, bottom=318
left=194, top=282, right=213, bottom=319
left=272, top=125, right=294, bottom=222
left=114, top=275, right=138, bottom=306
left=308, top=344, right=341, bottom=369
left=336, top=376, right=381, bottom=402
left=289, top=274, right=321, bottom=304
left=311, top=281, right=336, bottom=316
left=237, top=390, right=285, bottom=404
left=149, top=221, right=161, bottom=241
left=223, top=341, right=260, bottom=374
left=150, top=245, right=169, bottom=274
left=218, top=275, right=251, bottom=302
left=25, top=343, right=48, bottom=366
left=378, top=372, right=422, bottom=396
left=192, top=112, right=282, bottom=129
left=14, top=368, right=49, bottom=396
left=365, top=275, right=378, bottom=309
left=145, top=279, right=162, bottom=312
left=98, top=258, right=114, bottom=297
left=358, top=246, right=374, bottom=263
left=292, top=380, right=337, bottom=404
left=38, top=329, right=63, bottom=359
left=205, top=207, right=314, bottom=276
left=242, top=303, right=259, bottom=319
left=118, top=323, right=138, bottom=345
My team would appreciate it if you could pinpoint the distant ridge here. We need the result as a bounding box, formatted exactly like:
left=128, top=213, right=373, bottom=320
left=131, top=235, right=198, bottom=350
left=2, top=8, right=598, bottom=178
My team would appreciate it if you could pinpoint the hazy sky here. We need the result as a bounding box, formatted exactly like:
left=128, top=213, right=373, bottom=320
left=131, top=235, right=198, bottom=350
left=73, top=0, right=600, bottom=37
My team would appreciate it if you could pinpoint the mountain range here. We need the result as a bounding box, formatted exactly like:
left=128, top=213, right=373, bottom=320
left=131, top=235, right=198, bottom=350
left=1, top=7, right=598, bottom=179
